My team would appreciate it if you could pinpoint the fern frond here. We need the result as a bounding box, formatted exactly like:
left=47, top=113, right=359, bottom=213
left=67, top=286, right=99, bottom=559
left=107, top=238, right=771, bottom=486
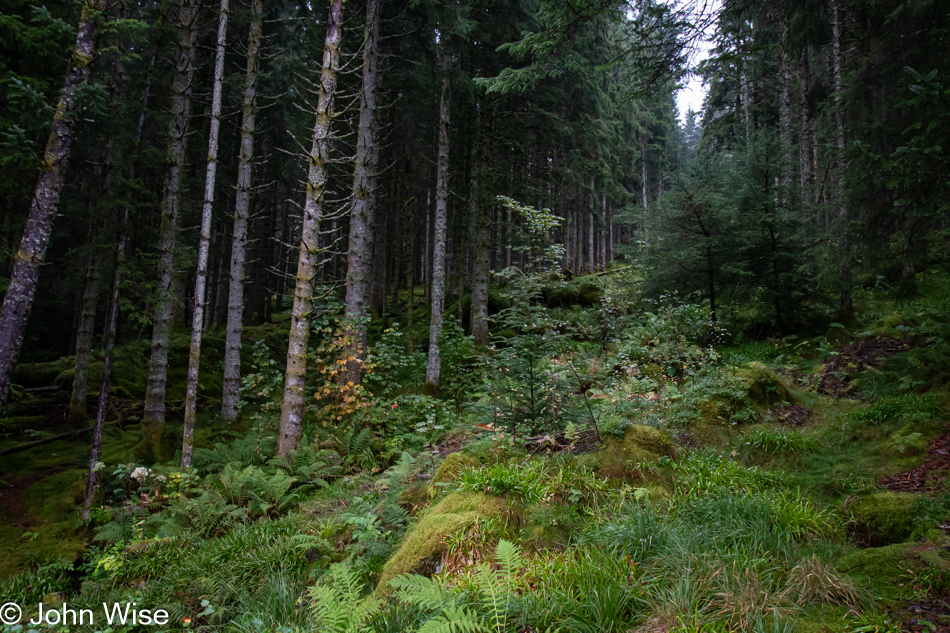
left=389, top=574, right=452, bottom=611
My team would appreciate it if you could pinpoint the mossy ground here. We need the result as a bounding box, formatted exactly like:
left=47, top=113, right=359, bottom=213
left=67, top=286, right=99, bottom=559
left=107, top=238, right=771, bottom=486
left=376, top=492, right=514, bottom=595
left=2, top=276, right=950, bottom=631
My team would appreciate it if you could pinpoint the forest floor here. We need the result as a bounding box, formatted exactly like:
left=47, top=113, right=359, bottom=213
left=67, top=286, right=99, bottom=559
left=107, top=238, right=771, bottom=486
left=1, top=273, right=949, bottom=632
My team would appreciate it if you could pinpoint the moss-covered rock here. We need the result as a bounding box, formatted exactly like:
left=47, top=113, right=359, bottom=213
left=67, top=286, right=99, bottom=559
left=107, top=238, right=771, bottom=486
left=835, top=540, right=945, bottom=602
left=376, top=492, right=512, bottom=596
left=847, top=492, right=916, bottom=546
left=12, top=358, right=74, bottom=388
left=621, top=424, right=677, bottom=458
left=397, top=482, right=432, bottom=511
left=544, top=278, right=603, bottom=309
left=737, top=362, right=799, bottom=409
left=871, top=312, right=918, bottom=340
left=593, top=424, right=676, bottom=479
left=432, top=452, right=479, bottom=484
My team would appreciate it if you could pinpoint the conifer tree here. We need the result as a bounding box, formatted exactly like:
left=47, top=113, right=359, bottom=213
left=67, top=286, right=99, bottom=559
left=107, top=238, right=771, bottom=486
left=0, top=0, right=108, bottom=407
left=277, top=0, right=343, bottom=457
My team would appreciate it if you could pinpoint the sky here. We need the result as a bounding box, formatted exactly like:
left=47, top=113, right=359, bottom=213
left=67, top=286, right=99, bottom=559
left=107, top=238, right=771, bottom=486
left=674, top=0, right=719, bottom=124
left=677, top=72, right=707, bottom=122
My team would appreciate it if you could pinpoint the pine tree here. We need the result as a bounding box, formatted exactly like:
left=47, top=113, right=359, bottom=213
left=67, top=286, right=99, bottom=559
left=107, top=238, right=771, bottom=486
left=0, top=0, right=108, bottom=407
left=140, top=0, right=202, bottom=461
left=221, top=0, right=264, bottom=424
left=182, top=0, right=229, bottom=469
left=277, top=0, right=343, bottom=457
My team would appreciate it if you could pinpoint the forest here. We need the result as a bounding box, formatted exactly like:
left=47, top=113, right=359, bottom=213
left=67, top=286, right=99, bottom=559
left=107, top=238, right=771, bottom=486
left=0, top=0, right=949, bottom=629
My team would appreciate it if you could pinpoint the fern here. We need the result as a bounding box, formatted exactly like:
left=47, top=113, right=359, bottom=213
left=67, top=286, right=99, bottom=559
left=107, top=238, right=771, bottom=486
left=389, top=540, right=526, bottom=633
left=194, top=433, right=275, bottom=473
left=309, top=563, right=380, bottom=633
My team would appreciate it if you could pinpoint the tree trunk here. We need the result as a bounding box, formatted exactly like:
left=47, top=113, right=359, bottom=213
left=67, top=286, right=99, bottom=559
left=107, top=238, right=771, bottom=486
left=181, top=0, right=228, bottom=469
left=470, top=97, right=495, bottom=345
left=0, top=0, right=107, bottom=408
left=830, top=0, right=852, bottom=319
left=69, top=244, right=102, bottom=423
left=83, top=203, right=130, bottom=518
left=343, top=0, right=382, bottom=384
left=741, top=56, right=752, bottom=146
left=778, top=19, right=792, bottom=208
left=276, top=0, right=343, bottom=457
left=799, top=48, right=812, bottom=218
left=141, top=0, right=201, bottom=462
left=424, top=39, right=453, bottom=394
left=221, top=0, right=263, bottom=424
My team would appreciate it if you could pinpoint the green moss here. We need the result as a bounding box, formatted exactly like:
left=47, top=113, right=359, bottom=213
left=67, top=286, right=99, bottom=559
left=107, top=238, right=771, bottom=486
left=593, top=424, right=675, bottom=479
left=23, top=470, right=86, bottom=522
left=824, top=325, right=852, bottom=347
left=0, top=523, right=87, bottom=576
left=737, top=362, right=799, bottom=409
left=376, top=492, right=512, bottom=596
left=432, top=452, right=479, bottom=484
left=871, top=312, right=918, bottom=340
left=398, top=482, right=432, bottom=510
left=836, top=541, right=929, bottom=600
left=12, top=358, right=74, bottom=388
left=793, top=605, right=854, bottom=633
left=544, top=278, right=602, bottom=308
left=621, top=424, right=677, bottom=458
left=846, top=492, right=916, bottom=546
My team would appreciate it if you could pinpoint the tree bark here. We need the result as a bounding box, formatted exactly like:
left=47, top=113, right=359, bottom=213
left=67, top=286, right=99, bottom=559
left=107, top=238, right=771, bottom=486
left=181, top=0, right=228, bottom=469
left=70, top=244, right=102, bottom=423
left=141, top=0, right=201, bottom=462
left=469, top=97, right=495, bottom=345
left=830, top=0, right=852, bottom=318
left=276, top=0, right=343, bottom=457
left=221, top=0, right=263, bottom=424
left=424, top=39, right=453, bottom=394
left=343, top=0, right=382, bottom=384
left=798, top=48, right=812, bottom=217
left=0, top=0, right=107, bottom=408
left=778, top=18, right=792, bottom=208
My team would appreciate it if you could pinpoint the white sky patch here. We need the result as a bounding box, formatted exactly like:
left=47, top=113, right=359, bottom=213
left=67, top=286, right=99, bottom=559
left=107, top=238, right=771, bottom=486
left=674, top=0, right=720, bottom=124
left=677, top=73, right=706, bottom=121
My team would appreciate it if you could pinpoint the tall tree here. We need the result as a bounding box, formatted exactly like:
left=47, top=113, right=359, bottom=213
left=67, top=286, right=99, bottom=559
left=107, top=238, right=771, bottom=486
left=221, top=0, right=264, bottom=424
left=829, top=0, right=851, bottom=318
left=182, top=0, right=228, bottom=469
left=469, top=97, right=496, bottom=345
left=343, top=0, right=382, bottom=384
left=424, top=36, right=453, bottom=395
left=0, top=0, right=108, bottom=407
left=277, top=0, right=343, bottom=457
left=140, top=0, right=202, bottom=462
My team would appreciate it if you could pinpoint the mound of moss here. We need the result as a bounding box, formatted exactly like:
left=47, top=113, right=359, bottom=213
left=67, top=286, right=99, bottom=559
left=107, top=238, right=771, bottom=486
left=12, top=358, right=74, bottom=389
left=432, top=452, right=479, bottom=484
left=737, top=362, right=799, bottom=409
left=376, top=492, right=513, bottom=596
left=847, top=491, right=916, bottom=546
left=871, top=312, right=918, bottom=340
left=594, top=424, right=676, bottom=478
left=835, top=538, right=950, bottom=602
left=544, top=278, right=603, bottom=308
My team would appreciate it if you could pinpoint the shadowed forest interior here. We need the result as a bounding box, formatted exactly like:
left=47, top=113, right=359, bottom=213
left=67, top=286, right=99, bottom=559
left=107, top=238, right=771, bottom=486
left=1, top=0, right=950, bottom=630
